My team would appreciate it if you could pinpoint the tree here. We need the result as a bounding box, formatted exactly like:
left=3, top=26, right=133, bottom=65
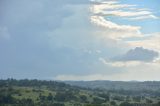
left=110, top=101, right=116, bottom=106
left=0, top=94, right=15, bottom=104
left=47, top=93, right=53, bottom=101
left=39, top=93, right=46, bottom=101
left=133, top=96, right=141, bottom=102
left=98, top=93, right=110, bottom=101
left=146, top=98, right=153, bottom=104
left=120, top=102, right=131, bottom=106
left=53, top=103, right=65, bottom=106
left=80, top=95, right=87, bottom=102
left=92, top=97, right=105, bottom=104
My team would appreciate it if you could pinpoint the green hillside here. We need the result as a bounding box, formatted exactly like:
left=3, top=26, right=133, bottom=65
left=0, top=79, right=160, bottom=106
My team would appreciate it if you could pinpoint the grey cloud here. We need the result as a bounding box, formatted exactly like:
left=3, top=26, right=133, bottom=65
left=112, top=47, right=159, bottom=62
left=0, top=26, right=10, bottom=40
left=0, top=0, right=100, bottom=79
left=0, top=0, right=130, bottom=79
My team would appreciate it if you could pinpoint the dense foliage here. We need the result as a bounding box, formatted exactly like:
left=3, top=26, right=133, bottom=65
left=0, top=79, right=160, bottom=106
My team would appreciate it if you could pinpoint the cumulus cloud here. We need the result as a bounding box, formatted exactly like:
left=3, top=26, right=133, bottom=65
left=112, top=47, right=159, bottom=62
left=51, top=0, right=160, bottom=81
left=127, top=33, right=160, bottom=53
left=1, top=0, right=126, bottom=79
left=98, top=47, right=159, bottom=68
left=0, top=0, right=159, bottom=80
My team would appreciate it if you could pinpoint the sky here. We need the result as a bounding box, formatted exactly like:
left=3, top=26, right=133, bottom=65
left=0, top=0, right=160, bottom=81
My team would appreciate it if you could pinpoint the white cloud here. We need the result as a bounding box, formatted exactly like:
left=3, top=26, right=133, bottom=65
left=1, top=0, right=159, bottom=80
left=91, top=16, right=141, bottom=39
left=118, top=61, right=160, bottom=81
left=99, top=57, right=141, bottom=67
left=54, top=57, right=160, bottom=81
left=98, top=46, right=159, bottom=68
left=130, top=15, right=159, bottom=20
left=91, top=0, right=157, bottom=19
left=55, top=61, right=160, bottom=81
left=55, top=74, right=105, bottom=81
left=127, top=33, right=160, bottom=53
left=47, top=4, right=94, bottom=49
left=91, top=2, right=134, bottom=14
left=99, top=10, right=154, bottom=17
left=24, top=1, right=160, bottom=81
left=89, top=1, right=143, bottom=40
left=89, top=0, right=158, bottom=40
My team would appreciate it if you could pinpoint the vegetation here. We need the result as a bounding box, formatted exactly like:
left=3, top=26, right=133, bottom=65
left=0, top=79, right=160, bottom=106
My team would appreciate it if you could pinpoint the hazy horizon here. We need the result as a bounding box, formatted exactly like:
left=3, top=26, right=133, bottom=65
left=0, top=0, right=160, bottom=81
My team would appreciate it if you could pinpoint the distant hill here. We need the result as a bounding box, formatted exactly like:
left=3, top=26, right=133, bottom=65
left=64, top=80, right=160, bottom=91
left=0, top=79, right=160, bottom=106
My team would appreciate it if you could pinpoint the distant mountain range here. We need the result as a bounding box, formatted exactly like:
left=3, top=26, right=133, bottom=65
left=64, top=80, right=160, bottom=91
